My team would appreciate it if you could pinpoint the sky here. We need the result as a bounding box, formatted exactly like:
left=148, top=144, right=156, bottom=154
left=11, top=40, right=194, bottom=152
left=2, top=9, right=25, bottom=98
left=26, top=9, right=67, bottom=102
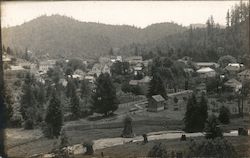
left=1, top=1, right=244, bottom=28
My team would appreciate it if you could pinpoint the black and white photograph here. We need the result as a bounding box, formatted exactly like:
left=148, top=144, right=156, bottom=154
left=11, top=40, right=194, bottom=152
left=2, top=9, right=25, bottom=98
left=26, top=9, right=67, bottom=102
left=0, top=0, right=250, bottom=157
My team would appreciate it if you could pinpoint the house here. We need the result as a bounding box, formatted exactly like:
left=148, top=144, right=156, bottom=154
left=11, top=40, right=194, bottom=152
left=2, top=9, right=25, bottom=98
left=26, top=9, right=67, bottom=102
left=90, top=63, right=111, bottom=77
left=225, top=63, right=244, bottom=75
left=238, top=69, right=250, bottom=82
left=148, top=95, right=166, bottom=112
left=133, top=63, right=143, bottom=76
left=177, top=56, right=192, bottom=65
left=72, top=69, right=85, bottom=80
left=166, top=90, right=193, bottom=111
left=38, top=60, right=56, bottom=73
left=129, top=76, right=151, bottom=95
left=124, top=56, right=143, bottom=65
left=195, top=62, right=219, bottom=69
left=224, top=78, right=242, bottom=92
left=85, top=75, right=95, bottom=83
left=197, top=67, right=216, bottom=78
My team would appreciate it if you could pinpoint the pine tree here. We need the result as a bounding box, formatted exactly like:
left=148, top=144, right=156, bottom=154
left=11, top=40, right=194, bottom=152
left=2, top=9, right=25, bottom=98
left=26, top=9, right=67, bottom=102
left=184, top=94, right=197, bottom=132
left=147, top=72, right=167, bottom=99
left=45, top=89, right=63, bottom=138
left=199, top=94, right=208, bottom=129
left=3, top=85, right=13, bottom=126
left=226, top=10, right=230, bottom=27
left=70, top=88, right=81, bottom=120
left=218, top=106, right=230, bottom=124
left=91, top=73, right=118, bottom=116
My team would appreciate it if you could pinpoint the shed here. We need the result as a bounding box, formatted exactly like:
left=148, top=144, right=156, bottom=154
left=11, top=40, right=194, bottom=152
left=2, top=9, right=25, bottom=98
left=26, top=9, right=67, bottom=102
left=148, top=95, right=166, bottom=112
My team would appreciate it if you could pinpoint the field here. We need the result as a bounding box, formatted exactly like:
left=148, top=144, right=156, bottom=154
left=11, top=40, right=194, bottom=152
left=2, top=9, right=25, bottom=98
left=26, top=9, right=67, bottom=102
left=75, top=136, right=250, bottom=158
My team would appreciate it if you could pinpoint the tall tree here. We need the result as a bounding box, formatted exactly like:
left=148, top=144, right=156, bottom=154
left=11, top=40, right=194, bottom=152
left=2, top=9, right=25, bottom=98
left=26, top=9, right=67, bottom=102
left=147, top=72, right=167, bottom=99
left=45, top=89, right=63, bottom=138
left=226, top=9, right=230, bottom=27
left=91, top=73, right=118, bottom=116
left=70, top=88, right=81, bottom=120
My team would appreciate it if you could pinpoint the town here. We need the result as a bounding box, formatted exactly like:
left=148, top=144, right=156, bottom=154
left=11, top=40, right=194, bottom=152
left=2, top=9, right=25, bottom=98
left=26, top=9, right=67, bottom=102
left=1, top=1, right=250, bottom=158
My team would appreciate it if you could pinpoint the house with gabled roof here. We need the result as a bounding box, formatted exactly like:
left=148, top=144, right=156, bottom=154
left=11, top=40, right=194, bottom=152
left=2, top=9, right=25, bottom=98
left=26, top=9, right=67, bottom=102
left=148, top=95, right=166, bottom=112
left=224, top=78, right=242, bottom=92
left=238, top=69, right=250, bottom=82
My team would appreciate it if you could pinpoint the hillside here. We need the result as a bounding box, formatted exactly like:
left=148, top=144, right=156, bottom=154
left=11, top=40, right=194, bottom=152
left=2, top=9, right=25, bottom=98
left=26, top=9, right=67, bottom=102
left=2, top=15, right=186, bottom=59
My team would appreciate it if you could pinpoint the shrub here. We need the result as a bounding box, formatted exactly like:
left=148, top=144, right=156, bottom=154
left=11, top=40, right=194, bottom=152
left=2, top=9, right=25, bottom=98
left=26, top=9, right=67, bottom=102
left=187, top=138, right=238, bottom=158
left=204, top=115, right=223, bottom=139
left=121, top=116, right=134, bottom=138
left=83, top=141, right=94, bottom=155
left=218, top=106, right=230, bottom=124
left=147, top=143, right=168, bottom=158
left=24, top=119, right=34, bottom=130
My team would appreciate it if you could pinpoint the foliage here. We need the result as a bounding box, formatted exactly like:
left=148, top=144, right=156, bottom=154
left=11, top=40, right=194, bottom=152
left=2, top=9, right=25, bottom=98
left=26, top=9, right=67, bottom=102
left=45, top=89, right=63, bottom=138
left=111, top=61, right=130, bottom=76
left=70, top=88, right=81, bottom=120
left=24, top=119, right=34, bottom=130
left=204, top=115, right=223, bottom=139
left=187, top=138, right=238, bottom=158
left=3, top=85, right=14, bottom=126
left=91, top=73, right=118, bottom=116
left=83, top=141, right=94, bottom=155
left=147, top=143, right=168, bottom=158
left=60, top=129, right=69, bottom=148
left=184, top=94, right=208, bottom=132
left=218, top=55, right=237, bottom=68
left=121, top=116, right=134, bottom=138
left=147, top=72, right=167, bottom=99
left=218, top=106, right=230, bottom=124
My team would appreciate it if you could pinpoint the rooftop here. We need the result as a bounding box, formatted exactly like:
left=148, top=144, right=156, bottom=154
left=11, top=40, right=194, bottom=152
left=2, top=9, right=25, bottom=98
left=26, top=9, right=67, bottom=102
left=197, top=67, right=215, bottom=73
left=152, top=95, right=165, bottom=102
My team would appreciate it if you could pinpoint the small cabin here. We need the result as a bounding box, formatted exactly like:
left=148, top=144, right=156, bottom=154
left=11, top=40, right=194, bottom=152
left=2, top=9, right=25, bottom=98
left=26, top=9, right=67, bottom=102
left=148, top=95, right=166, bottom=112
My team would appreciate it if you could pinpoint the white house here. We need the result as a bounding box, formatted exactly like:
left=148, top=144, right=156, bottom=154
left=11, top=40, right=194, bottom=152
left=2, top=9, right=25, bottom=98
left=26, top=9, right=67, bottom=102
left=197, top=67, right=216, bottom=78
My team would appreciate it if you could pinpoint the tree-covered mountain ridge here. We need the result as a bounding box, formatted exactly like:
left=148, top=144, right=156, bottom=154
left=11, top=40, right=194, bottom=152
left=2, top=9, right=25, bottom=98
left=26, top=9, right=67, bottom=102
left=2, top=14, right=187, bottom=58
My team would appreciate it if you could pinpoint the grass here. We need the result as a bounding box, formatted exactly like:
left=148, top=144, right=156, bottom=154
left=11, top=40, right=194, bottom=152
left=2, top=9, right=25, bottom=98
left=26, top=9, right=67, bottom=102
left=75, top=136, right=250, bottom=158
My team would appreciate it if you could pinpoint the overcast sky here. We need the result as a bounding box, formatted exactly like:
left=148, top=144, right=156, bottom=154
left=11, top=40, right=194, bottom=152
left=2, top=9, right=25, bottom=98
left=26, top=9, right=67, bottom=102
left=1, top=1, right=244, bottom=28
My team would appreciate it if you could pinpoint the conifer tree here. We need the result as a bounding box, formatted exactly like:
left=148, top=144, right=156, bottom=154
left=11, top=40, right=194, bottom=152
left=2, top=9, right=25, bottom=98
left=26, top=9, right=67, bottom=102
left=45, top=89, right=63, bottom=138
left=147, top=72, right=167, bottom=99
left=91, top=73, right=118, bottom=116
left=70, top=88, right=81, bottom=120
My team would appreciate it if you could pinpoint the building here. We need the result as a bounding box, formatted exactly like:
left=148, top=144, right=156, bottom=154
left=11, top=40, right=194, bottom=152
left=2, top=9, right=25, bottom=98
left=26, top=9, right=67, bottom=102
left=90, top=63, right=111, bottom=77
left=38, top=60, right=56, bottom=73
left=197, top=67, right=216, bottom=78
left=129, top=76, right=151, bottom=95
left=224, top=78, right=242, bottom=92
left=238, top=69, right=250, bottom=82
left=124, top=56, right=143, bottom=65
left=148, top=95, right=166, bottom=112
left=195, top=62, right=219, bottom=69
left=225, top=63, right=244, bottom=75
left=166, top=90, right=193, bottom=111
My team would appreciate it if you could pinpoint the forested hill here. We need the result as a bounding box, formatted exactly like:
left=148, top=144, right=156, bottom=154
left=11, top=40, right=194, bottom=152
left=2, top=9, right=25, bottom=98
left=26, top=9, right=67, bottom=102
left=2, top=15, right=186, bottom=58
left=122, top=1, right=249, bottom=64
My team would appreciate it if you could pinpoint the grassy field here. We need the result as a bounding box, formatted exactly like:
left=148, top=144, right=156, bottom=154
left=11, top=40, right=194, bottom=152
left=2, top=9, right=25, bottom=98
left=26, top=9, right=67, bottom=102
left=5, top=111, right=250, bottom=157
left=75, top=136, right=250, bottom=158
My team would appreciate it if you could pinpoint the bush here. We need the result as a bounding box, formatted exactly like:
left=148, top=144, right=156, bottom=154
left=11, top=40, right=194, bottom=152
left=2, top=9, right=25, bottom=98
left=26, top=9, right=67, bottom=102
left=218, top=106, right=230, bottom=124
left=204, top=115, right=223, bottom=139
left=121, top=116, right=134, bottom=138
left=9, top=115, right=22, bottom=128
left=83, top=141, right=94, bottom=155
left=187, top=138, right=238, bottom=158
left=147, top=143, right=168, bottom=158
left=24, top=119, right=34, bottom=130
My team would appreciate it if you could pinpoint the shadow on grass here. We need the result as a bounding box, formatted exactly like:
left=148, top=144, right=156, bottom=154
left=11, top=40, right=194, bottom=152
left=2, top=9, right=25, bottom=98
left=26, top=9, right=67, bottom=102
left=87, top=113, right=118, bottom=121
